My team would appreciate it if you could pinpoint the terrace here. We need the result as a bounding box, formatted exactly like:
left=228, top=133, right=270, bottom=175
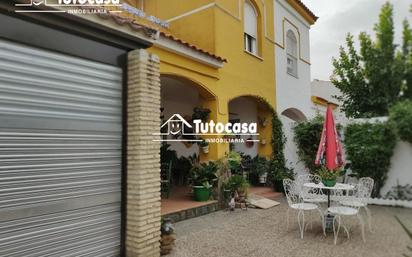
left=168, top=197, right=412, bottom=257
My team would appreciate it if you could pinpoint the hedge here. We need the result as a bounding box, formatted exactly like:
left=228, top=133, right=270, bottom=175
left=389, top=100, right=412, bottom=143
left=344, top=122, right=397, bottom=197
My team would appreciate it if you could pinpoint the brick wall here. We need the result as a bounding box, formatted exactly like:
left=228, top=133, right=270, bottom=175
left=126, top=49, right=161, bottom=257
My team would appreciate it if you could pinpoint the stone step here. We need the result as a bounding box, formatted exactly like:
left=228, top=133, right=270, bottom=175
left=162, top=201, right=219, bottom=223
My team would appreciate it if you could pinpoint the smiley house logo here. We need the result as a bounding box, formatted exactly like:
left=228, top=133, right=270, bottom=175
left=155, top=114, right=258, bottom=142
left=32, top=0, right=44, bottom=5
left=160, top=114, right=193, bottom=136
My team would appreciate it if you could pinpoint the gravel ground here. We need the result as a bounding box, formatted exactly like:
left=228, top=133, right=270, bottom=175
left=168, top=197, right=412, bottom=257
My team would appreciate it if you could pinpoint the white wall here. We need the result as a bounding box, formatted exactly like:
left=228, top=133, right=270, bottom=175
left=229, top=97, right=258, bottom=157
left=274, top=0, right=314, bottom=119
left=380, top=141, right=412, bottom=196
left=274, top=0, right=315, bottom=175
left=161, top=77, right=199, bottom=157
left=281, top=115, right=307, bottom=176
left=310, top=79, right=347, bottom=124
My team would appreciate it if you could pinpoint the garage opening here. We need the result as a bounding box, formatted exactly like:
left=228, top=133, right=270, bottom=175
left=0, top=38, right=123, bottom=256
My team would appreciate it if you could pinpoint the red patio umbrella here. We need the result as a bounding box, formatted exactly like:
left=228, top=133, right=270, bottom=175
left=315, top=105, right=345, bottom=170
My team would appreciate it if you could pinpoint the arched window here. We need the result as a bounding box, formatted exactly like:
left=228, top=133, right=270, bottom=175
left=244, top=0, right=258, bottom=55
left=286, top=30, right=298, bottom=76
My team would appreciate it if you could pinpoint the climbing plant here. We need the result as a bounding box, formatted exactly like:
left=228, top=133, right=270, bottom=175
left=344, top=122, right=397, bottom=197
left=253, top=96, right=293, bottom=191
left=293, top=115, right=324, bottom=173
left=269, top=111, right=294, bottom=192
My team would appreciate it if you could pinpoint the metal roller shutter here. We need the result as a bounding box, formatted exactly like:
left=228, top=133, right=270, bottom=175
left=0, top=39, right=123, bottom=257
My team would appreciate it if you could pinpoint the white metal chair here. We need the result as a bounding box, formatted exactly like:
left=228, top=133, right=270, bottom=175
left=339, top=177, right=374, bottom=231
left=296, top=174, right=327, bottom=204
left=283, top=179, right=325, bottom=239
left=328, top=188, right=366, bottom=245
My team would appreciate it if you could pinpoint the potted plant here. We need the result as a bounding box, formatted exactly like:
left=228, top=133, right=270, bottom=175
left=192, top=107, right=211, bottom=122
left=255, top=156, right=269, bottom=184
left=269, top=159, right=295, bottom=193
left=318, top=166, right=340, bottom=187
left=225, top=175, right=249, bottom=199
left=226, top=151, right=242, bottom=174
left=190, top=162, right=218, bottom=201
left=197, top=139, right=209, bottom=153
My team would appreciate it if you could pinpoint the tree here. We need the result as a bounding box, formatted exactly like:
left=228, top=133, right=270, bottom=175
left=332, top=2, right=404, bottom=118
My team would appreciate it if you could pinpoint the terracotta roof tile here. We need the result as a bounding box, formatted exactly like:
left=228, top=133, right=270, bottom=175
left=291, top=0, right=318, bottom=22
left=160, top=32, right=227, bottom=62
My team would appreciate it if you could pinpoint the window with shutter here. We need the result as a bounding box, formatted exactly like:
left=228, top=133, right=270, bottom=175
left=286, top=30, right=298, bottom=77
left=244, top=1, right=258, bottom=55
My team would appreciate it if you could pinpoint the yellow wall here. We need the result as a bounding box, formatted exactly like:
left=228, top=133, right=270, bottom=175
left=143, top=0, right=277, bottom=159
left=168, top=8, right=216, bottom=53
left=144, top=0, right=214, bottom=20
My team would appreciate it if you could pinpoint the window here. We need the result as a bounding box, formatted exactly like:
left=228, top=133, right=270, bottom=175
left=286, top=30, right=298, bottom=77
left=244, top=1, right=257, bottom=55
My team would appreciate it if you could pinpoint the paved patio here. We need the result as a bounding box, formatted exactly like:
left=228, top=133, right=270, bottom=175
left=168, top=197, right=412, bottom=257
left=161, top=186, right=280, bottom=216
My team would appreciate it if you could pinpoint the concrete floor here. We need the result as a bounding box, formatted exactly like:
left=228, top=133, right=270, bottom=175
left=168, top=197, right=412, bottom=257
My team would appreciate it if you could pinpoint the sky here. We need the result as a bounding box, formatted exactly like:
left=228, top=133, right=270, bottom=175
left=301, top=0, right=412, bottom=81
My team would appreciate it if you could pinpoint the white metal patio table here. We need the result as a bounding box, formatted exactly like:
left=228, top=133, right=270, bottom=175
left=303, top=182, right=354, bottom=207
left=303, top=182, right=355, bottom=232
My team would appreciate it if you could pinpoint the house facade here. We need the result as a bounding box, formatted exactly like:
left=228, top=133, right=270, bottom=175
left=0, top=1, right=318, bottom=257
left=273, top=0, right=317, bottom=174
left=139, top=0, right=280, bottom=161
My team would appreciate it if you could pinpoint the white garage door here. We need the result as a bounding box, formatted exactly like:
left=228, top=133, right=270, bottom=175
left=0, top=39, right=123, bottom=257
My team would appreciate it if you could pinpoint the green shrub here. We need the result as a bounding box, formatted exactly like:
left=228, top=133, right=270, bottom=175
left=389, top=100, right=412, bottom=143
left=293, top=116, right=324, bottom=173
left=344, top=122, right=397, bottom=197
